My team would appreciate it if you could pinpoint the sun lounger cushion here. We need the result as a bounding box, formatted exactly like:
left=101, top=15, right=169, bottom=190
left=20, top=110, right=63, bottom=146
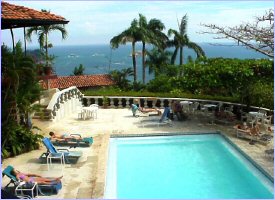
left=1, top=189, right=21, bottom=199
left=51, top=136, right=93, bottom=147
left=38, top=181, right=62, bottom=195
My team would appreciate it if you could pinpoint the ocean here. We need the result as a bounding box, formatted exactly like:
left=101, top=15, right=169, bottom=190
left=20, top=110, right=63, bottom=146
left=46, top=43, right=268, bottom=82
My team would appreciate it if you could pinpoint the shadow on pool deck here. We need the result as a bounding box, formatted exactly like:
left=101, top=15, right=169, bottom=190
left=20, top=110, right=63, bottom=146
left=1, top=108, right=274, bottom=199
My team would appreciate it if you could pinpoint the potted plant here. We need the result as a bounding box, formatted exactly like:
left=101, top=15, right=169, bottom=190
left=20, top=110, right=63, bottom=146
left=102, top=96, right=109, bottom=109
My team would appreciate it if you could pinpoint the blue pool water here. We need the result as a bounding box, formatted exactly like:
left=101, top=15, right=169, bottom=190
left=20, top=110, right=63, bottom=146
left=104, top=134, right=274, bottom=199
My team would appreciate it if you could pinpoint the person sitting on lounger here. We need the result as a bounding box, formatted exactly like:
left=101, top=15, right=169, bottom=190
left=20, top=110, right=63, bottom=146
left=11, top=169, right=62, bottom=185
left=171, top=100, right=186, bottom=121
left=49, top=132, right=81, bottom=141
left=132, top=99, right=162, bottom=116
left=234, top=122, right=249, bottom=131
left=234, top=123, right=260, bottom=136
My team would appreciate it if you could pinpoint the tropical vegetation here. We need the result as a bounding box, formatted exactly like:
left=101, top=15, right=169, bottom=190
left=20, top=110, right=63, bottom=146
left=107, top=13, right=273, bottom=110
left=167, top=14, right=205, bottom=65
left=72, top=64, right=85, bottom=75
left=1, top=42, right=43, bottom=158
left=106, top=57, right=273, bottom=110
left=26, top=9, right=68, bottom=70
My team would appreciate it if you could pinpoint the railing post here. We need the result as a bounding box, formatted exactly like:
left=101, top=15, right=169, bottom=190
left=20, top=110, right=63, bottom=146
left=126, top=98, right=130, bottom=108
left=117, top=98, right=121, bottom=108
left=110, top=97, right=115, bottom=108
left=159, top=99, right=164, bottom=108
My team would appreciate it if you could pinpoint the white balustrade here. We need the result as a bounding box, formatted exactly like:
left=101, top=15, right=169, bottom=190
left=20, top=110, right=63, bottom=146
left=46, top=88, right=273, bottom=122
left=46, top=86, right=84, bottom=122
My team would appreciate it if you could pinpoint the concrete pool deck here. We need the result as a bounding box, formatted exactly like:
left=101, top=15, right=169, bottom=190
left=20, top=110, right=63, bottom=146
left=1, top=108, right=274, bottom=199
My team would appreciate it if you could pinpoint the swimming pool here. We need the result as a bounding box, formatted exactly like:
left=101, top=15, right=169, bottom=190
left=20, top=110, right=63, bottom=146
left=104, top=133, right=274, bottom=199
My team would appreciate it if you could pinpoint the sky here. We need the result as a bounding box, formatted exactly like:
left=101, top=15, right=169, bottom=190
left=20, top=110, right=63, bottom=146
left=1, top=0, right=273, bottom=47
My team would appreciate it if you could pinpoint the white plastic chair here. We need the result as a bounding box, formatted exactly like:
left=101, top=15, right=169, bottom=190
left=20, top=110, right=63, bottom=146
left=89, top=104, right=99, bottom=119
left=76, top=106, right=85, bottom=120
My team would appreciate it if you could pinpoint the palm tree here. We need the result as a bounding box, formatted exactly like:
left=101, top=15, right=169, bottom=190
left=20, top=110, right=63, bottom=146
left=110, top=67, right=134, bottom=90
left=168, top=14, right=205, bottom=65
left=146, top=47, right=171, bottom=77
left=137, top=14, right=168, bottom=84
left=110, top=19, right=141, bottom=82
left=26, top=10, right=67, bottom=67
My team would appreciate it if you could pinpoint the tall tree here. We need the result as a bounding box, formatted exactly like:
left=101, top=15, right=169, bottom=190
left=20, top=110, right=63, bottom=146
left=138, top=14, right=168, bottom=83
left=26, top=10, right=68, bottom=67
left=146, top=47, right=171, bottom=77
left=168, top=14, right=205, bottom=65
left=110, top=19, right=141, bottom=82
left=110, top=67, right=134, bottom=90
left=201, top=9, right=274, bottom=58
left=2, top=42, right=43, bottom=157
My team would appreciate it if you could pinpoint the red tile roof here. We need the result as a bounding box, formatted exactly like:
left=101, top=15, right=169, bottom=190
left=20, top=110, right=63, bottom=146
left=1, top=1, right=69, bottom=29
left=40, top=74, right=116, bottom=89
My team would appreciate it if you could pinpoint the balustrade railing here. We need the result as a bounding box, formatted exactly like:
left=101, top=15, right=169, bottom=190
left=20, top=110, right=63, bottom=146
left=82, top=96, right=273, bottom=118
left=47, top=86, right=83, bottom=121
left=45, top=91, right=273, bottom=122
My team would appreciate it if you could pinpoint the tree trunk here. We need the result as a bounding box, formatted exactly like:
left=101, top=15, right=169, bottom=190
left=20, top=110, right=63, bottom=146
left=10, top=28, right=15, bottom=56
left=171, top=47, right=178, bottom=65
left=142, top=42, right=146, bottom=84
left=179, top=46, right=183, bottom=65
left=24, top=27, right=27, bottom=57
left=45, top=33, right=48, bottom=67
left=132, top=42, right=137, bottom=82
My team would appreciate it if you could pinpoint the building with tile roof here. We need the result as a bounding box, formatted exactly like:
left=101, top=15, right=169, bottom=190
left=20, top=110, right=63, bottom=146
left=1, top=1, right=69, bottom=29
left=39, top=74, right=116, bottom=90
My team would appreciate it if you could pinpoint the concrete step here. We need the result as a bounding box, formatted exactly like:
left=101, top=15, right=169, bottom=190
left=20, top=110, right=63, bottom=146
left=33, top=105, right=52, bottom=120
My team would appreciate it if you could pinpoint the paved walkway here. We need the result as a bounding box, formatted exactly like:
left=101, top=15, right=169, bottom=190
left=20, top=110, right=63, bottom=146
left=1, top=108, right=274, bottom=199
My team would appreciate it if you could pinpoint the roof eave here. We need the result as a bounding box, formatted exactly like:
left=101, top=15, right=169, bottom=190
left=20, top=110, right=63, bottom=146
left=1, top=19, right=69, bottom=29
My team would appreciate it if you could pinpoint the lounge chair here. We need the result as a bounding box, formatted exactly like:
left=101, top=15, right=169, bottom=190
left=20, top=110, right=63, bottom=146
left=39, top=138, right=83, bottom=164
left=265, top=149, right=274, bottom=160
left=2, top=165, right=62, bottom=196
left=233, top=125, right=272, bottom=145
left=50, top=134, right=93, bottom=147
left=140, top=107, right=172, bottom=127
left=1, top=189, right=31, bottom=199
left=131, top=104, right=159, bottom=117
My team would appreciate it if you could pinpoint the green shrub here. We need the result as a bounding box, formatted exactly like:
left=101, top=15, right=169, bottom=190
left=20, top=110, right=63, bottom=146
left=146, top=75, right=173, bottom=92
left=250, top=81, right=274, bottom=110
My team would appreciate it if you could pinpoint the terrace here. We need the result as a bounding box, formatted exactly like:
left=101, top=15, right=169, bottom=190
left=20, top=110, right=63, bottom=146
left=1, top=105, right=274, bottom=199
left=1, top=1, right=273, bottom=198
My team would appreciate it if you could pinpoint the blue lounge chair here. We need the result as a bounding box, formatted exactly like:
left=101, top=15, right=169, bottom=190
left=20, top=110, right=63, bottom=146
left=1, top=189, right=31, bottom=199
left=2, top=165, right=20, bottom=188
left=51, top=134, right=93, bottom=147
left=40, top=138, right=83, bottom=164
left=2, top=165, right=62, bottom=196
left=140, top=107, right=172, bottom=127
